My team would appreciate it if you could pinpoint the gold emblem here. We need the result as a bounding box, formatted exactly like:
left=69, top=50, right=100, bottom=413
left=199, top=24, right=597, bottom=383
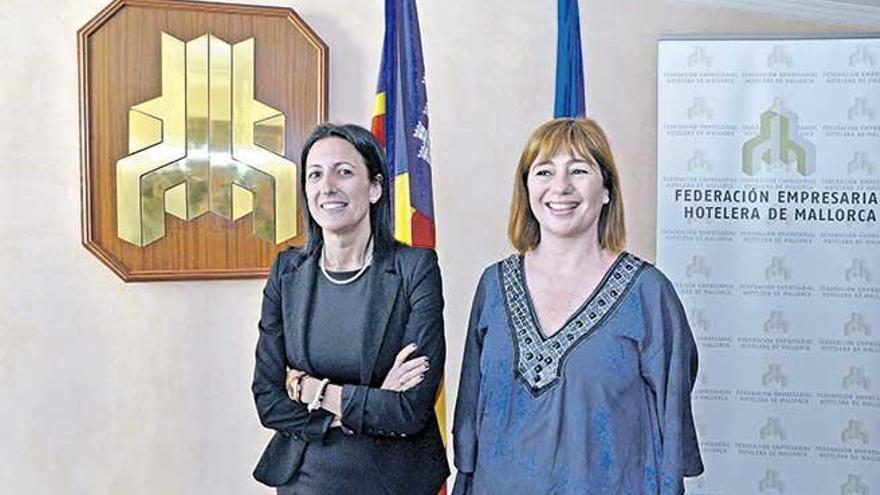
left=117, top=32, right=297, bottom=246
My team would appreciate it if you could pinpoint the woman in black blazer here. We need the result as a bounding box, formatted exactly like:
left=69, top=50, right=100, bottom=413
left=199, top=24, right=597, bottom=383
left=252, top=123, right=449, bottom=494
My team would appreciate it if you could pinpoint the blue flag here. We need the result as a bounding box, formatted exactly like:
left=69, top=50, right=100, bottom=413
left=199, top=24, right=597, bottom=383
left=554, top=0, right=586, bottom=118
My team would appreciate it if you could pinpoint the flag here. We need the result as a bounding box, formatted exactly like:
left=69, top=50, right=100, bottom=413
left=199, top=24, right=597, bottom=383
left=371, top=2, right=446, bottom=494
left=371, top=0, right=436, bottom=249
left=554, top=0, right=586, bottom=118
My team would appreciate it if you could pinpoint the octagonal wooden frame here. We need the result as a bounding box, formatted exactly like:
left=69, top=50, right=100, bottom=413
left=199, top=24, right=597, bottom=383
left=79, top=0, right=328, bottom=282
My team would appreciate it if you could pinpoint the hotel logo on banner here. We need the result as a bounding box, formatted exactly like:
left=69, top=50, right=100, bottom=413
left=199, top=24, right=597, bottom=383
left=690, top=308, right=736, bottom=349
left=844, top=313, right=872, bottom=337
left=740, top=257, right=814, bottom=299
left=820, top=259, right=879, bottom=301
left=739, top=414, right=813, bottom=461
left=742, top=105, right=816, bottom=176
left=688, top=46, right=711, bottom=68
left=841, top=420, right=870, bottom=445
left=687, top=97, right=713, bottom=121
left=676, top=255, right=735, bottom=297
left=848, top=151, right=876, bottom=174
left=818, top=312, right=879, bottom=357
left=686, top=255, right=710, bottom=278
left=687, top=149, right=710, bottom=173
left=758, top=468, right=785, bottom=493
left=762, top=363, right=789, bottom=387
left=760, top=417, right=786, bottom=442
left=848, top=97, right=875, bottom=121
left=763, top=310, right=789, bottom=335
left=817, top=365, right=879, bottom=408
left=842, top=366, right=871, bottom=391
left=690, top=308, right=710, bottom=333
left=764, top=257, right=791, bottom=281
left=815, top=416, right=880, bottom=464
left=845, top=258, right=873, bottom=283
left=737, top=309, right=812, bottom=352
left=850, top=45, right=877, bottom=67
left=767, top=45, right=793, bottom=70
left=841, top=474, right=870, bottom=495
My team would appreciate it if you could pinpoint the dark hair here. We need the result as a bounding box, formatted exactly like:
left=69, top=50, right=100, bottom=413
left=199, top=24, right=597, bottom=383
left=299, top=123, right=396, bottom=255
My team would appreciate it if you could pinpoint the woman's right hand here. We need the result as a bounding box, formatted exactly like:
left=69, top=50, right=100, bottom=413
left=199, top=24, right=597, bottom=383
left=381, top=343, right=429, bottom=391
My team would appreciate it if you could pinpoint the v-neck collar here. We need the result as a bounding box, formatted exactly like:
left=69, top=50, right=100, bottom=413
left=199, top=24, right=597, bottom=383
left=519, top=251, right=628, bottom=340
left=499, top=251, right=646, bottom=397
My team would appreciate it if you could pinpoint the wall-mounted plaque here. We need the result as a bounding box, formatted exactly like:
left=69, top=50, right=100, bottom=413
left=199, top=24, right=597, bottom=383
left=79, top=0, right=327, bottom=281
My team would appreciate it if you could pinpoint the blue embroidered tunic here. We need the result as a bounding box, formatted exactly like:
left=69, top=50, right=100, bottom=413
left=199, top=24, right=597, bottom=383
left=452, top=253, right=703, bottom=495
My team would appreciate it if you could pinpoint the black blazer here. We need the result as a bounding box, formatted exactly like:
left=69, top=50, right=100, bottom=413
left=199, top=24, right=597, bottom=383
left=252, top=243, right=449, bottom=493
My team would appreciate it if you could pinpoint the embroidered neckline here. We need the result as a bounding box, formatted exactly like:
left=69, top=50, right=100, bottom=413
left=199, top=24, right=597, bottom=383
left=499, top=251, right=646, bottom=397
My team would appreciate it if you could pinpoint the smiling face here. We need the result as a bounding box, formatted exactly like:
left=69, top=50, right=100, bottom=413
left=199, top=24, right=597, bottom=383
left=508, top=118, right=626, bottom=253
left=526, top=149, right=609, bottom=243
left=304, top=137, right=382, bottom=239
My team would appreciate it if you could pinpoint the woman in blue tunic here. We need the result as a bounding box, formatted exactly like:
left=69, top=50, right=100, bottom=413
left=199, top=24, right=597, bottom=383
left=452, top=118, right=703, bottom=495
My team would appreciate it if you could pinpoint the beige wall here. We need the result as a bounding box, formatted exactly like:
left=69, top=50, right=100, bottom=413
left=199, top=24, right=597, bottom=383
left=0, top=0, right=872, bottom=493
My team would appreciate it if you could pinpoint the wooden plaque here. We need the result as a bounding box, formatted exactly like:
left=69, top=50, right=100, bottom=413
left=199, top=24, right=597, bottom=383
left=79, top=0, right=327, bottom=281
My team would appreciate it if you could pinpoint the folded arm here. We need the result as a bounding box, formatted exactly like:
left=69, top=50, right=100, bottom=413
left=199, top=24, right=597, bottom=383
left=251, top=253, right=335, bottom=442
left=340, top=250, right=446, bottom=438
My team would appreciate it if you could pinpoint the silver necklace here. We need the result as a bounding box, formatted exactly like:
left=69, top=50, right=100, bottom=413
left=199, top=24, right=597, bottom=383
left=320, top=238, right=373, bottom=285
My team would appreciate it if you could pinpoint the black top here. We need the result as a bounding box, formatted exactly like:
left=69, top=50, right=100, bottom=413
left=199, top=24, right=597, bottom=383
left=285, top=266, right=391, bottom=494
left=307, top=268, right=370, bottom=384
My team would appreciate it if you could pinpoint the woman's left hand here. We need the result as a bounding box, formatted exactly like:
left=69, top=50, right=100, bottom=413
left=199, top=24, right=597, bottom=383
left=381, top=343, right=429, bottom=392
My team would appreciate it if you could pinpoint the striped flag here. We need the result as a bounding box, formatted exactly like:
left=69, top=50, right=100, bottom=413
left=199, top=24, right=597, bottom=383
left=371, top=0, right=436, bottom=249
left=371, top=2, right=446, bottom=493
left=554, top=0, right=586, bottom=118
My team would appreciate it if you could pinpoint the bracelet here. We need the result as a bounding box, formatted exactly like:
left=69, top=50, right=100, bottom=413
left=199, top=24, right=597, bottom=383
left=286, top=374, right=303, bottom=402
left=307, top=378, right=331, bottom=413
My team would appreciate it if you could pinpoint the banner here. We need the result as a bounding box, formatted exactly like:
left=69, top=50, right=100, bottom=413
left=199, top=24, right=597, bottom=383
left=657, top=37, right=880, bottom=494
